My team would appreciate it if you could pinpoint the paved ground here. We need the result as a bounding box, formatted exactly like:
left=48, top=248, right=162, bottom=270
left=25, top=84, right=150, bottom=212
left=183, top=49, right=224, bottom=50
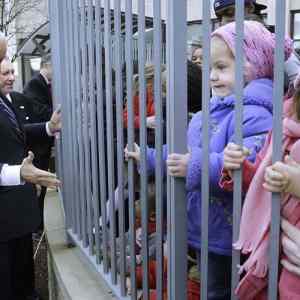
left=33, top=234, right=49, bottom=300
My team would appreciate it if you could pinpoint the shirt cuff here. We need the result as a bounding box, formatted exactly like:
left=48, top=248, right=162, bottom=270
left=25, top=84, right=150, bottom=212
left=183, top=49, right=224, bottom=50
left=0, top=164, right=23, bottom=186
left=46, top=122, right=54, bottom=136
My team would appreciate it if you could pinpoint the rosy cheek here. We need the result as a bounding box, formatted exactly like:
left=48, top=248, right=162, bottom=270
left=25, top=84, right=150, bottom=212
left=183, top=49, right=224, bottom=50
left=244, top=62, right=255, bottom=83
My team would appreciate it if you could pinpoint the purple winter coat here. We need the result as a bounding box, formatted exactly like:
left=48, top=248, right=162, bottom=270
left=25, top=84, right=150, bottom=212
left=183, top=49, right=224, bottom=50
left=146, top=78, right=273, bottom=256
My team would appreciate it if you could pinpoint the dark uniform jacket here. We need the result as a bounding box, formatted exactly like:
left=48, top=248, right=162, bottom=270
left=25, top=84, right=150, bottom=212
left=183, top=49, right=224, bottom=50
left=23, top=74, right=53, bottom=165
left=23, top=73, right=52, bottom=122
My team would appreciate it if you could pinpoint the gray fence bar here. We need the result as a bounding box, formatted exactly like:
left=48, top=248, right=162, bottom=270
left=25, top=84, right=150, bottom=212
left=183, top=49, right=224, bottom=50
left=74, top=0, right=87, bottom=244
left=66, top=0, right=77, bottom=235
left=71, top=0, right=83, bottom=240
left=80, top=0, right=93, bottom=250
left=95, top=0, right=109, bottom=272
left=87, top=0, right=102, bottom=263
left=269, top=1, right=286, bottom=299
left=125, top=0, right=137, bottom=298
left=60, top=0, right=72, bottom=231
left=200, top=0, right=211, bottom=299
left=48, top=0, right=65, bottom=223
left=153, top=0, right=164, bottom=299
left=104, top=0, right=117, bottom=284
left=114, top=0, right=127, bottom=295
left=137, top=1, right=149, bottom=299
left=167, top=0, right=187, bottom=299
left=64, top=0, right=74, bottom=231
left=231, top=1, right=245, bottom=299
left=67, top=0, right=78, bottom=235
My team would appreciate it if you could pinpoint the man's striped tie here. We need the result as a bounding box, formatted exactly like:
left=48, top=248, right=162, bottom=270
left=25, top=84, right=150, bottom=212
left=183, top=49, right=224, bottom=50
left=0, top=98, right=21, bottom=133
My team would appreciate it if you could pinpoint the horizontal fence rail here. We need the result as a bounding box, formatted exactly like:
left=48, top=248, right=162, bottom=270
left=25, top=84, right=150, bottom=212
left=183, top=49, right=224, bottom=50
left=49, top=0, right=288, bottom=299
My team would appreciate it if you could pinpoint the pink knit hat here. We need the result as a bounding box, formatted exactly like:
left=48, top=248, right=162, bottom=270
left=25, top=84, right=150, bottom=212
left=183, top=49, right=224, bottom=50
left=212, top=21, right=293, bottom=80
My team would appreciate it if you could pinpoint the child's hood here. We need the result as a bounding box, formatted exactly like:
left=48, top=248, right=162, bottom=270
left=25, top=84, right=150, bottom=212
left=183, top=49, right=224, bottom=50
left=210, top=78, right=273, bottom=114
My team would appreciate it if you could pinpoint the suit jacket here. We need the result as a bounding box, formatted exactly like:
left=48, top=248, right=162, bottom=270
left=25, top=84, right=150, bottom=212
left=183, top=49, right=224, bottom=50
left=22, top=77, right=54, bottom=161
left=0, top=94, right=50, bottom=241
left=9, top=91, right=37, bottom=124
left=23, top=73, right=53, bottom=122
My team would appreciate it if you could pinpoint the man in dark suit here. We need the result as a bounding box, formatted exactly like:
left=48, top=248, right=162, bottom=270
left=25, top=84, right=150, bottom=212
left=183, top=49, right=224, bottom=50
left=0, top=57, right=56, bottom=230
left=23, top=54, right=53, bottom=122
left=23, top=54, right=54, bottom=231
left=0, top=36, right=61, bottom=300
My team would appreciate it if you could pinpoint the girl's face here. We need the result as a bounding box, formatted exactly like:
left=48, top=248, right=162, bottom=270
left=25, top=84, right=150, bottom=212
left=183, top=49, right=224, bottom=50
left=210, top=36, right=235, bottom=98
left=191, top=47, right=203, bottom=67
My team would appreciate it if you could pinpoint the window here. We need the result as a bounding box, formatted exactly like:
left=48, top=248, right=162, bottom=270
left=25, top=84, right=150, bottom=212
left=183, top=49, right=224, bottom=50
left=291, top=10, right=300, bottom=55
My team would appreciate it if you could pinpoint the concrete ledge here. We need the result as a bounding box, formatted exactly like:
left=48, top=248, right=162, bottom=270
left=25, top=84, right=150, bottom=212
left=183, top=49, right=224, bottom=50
left=45, top=191, right=115, bottom=300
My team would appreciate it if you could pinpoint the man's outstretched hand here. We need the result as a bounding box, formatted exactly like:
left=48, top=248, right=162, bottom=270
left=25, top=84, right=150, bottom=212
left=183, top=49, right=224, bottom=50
left=20, top=151, right=61, bottom=188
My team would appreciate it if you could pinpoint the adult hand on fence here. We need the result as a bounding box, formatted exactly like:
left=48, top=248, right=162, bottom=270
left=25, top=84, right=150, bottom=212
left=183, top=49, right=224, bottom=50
left=146, top=116, right=156, bottom=129
left=48, top=104, right=62, bottom=135
left=223, top=142, right=250, bottom=176
left=281, top=219, right=300, bottom=276
left=166, top=152, right=191, bottom=177
left=20, top=151, right=61, bottom=188
left=263, top=155, right=300, bottom=197
left=124, top=143, right=141, bottom=163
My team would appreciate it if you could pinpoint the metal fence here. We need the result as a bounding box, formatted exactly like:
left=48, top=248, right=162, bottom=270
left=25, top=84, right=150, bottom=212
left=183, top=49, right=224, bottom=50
left=48, top=0, right=286, bottom=299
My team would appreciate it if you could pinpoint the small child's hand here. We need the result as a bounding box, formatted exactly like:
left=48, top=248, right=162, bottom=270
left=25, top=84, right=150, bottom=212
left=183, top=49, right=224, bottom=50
left=124, top=143, right=141, bottom=163
left=223, top=142, right=250, bottom=172
left=263, top=155, right=300, bottom=197
left=166, top=152, right=191, bottom=177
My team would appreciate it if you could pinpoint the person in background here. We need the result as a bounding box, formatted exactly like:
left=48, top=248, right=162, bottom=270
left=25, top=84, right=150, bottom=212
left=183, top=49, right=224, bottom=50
left=24, top=54, right=53, bottom=122
left=188, top=38, right=203, bottom=67
left=23, top=54, right=54, bottom=232
left=214, top=0, right=267, bottom=26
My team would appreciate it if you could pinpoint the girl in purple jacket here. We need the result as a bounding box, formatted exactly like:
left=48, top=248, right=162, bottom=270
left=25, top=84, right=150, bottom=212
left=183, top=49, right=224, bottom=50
left=125, top=21, right=292, bottom=299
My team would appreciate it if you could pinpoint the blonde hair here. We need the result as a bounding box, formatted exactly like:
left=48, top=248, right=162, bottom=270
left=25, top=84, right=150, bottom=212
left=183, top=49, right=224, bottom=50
left=132, top=64, right=166, bottom=97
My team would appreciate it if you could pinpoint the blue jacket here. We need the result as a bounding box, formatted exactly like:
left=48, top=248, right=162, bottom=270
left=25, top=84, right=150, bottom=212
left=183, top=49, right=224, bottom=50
left=146, top=78, right=273, bottom=255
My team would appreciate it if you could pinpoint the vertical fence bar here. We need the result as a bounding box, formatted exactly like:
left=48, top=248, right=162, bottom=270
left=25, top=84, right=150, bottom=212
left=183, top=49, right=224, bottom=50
left=62, top=0, right=73, bottom=231
left=125, top=0, right=137, bottom=297
left=269, top=1, right=286, bottom=299
left=166, top=0, right=172, bottom=297
left=80, top=0, right=93, bottom=250
left=167, top=0, right=187, bottom=299
left=113, top=0, right=127, bottom=294
left=65, top=0, right=77, bottom=235
left=231, top=1, right=244, bottom=299
left=68, top=0, right=79, bottom=236
left=71, top=0, right=83, bottom=241
left=200, top=1, right=211, bottom=299
left=48, top=0, right=65, bottom=218
left=82, top=0, right=94, bottom=254
left=87, top=0, right=101, bottom=263
left=58, top=0, right=72, bottom=230
left=137, top=1, right=149, bottom=299
left=153, top=0, right=164, bottom=299
left=104, top=0, right=117, bottom=284
left=74, top=0, right=87, bottom=244
left=95, top=0, right=109, bottom=272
